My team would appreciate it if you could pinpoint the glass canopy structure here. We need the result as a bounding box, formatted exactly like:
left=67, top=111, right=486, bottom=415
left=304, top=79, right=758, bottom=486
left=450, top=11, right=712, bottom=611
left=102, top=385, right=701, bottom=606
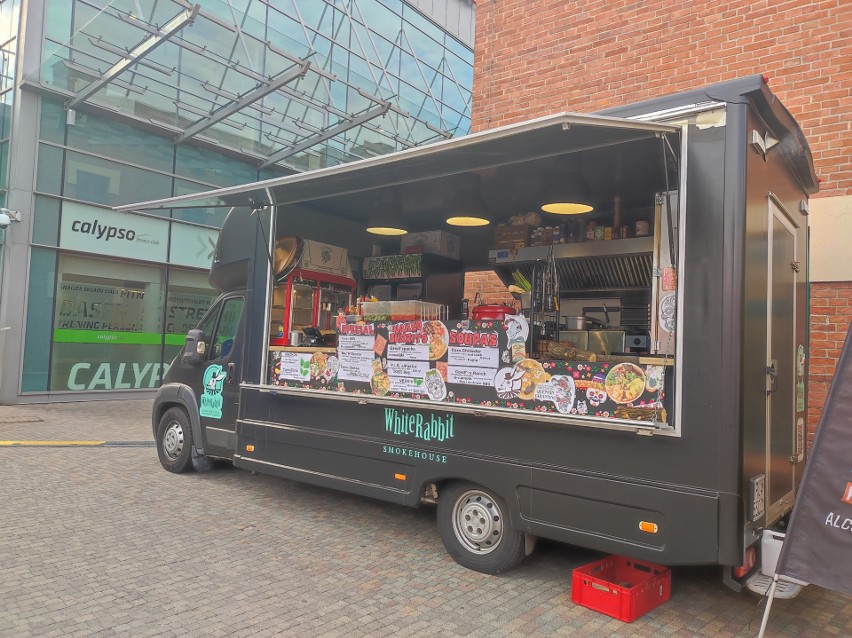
left=25, top=0, right=473, bottom=172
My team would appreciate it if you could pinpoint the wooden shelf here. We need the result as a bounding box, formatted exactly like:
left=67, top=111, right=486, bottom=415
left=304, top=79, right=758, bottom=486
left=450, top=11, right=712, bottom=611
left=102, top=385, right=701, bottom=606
left=489, top=236, right=654, bottom=264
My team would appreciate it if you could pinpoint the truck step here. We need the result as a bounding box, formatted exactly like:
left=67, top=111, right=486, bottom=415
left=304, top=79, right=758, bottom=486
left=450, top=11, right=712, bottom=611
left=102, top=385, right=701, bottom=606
left=745, top=573, right=806, bottom=599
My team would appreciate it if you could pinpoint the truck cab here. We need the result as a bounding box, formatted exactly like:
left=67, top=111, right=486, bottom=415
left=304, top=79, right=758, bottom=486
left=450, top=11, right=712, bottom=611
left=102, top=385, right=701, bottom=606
left=153, top=290, right=246, bottom=471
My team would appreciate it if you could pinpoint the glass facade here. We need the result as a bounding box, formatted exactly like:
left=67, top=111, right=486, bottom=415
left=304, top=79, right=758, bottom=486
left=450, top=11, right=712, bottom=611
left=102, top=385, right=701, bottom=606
left=32, top=0, right=472, bottom=172
left=6, top=0, right=473, bottom=397
left=0, top=0, right=22, bottom=284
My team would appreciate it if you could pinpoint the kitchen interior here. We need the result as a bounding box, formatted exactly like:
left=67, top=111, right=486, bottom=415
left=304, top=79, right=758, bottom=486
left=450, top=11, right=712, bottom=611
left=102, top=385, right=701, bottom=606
left=269, top=124, right=679, bottom=361
left=267, top=119, right=680, bottom=422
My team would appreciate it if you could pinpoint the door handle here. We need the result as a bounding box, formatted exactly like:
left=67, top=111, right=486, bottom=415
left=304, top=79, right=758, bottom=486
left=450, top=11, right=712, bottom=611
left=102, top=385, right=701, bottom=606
left=227, top=362, right=236, bottom=384
left=766, top=360, right=778, bottom=393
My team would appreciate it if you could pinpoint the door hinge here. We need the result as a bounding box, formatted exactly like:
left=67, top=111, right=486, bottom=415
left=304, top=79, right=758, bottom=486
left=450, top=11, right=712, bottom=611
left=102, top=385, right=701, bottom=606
left=789, top=455, right=799, bottom=465
left=790, top=261, right=800, bottom=272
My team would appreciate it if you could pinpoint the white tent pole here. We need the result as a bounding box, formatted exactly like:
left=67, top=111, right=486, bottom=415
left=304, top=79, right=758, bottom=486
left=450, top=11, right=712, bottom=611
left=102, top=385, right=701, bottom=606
left=757, top=575, right=780, bottom=638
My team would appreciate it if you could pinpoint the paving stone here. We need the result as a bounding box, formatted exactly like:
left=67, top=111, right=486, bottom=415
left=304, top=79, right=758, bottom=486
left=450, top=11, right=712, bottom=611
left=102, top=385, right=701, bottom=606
left=2, top=400, right=851, bottom=637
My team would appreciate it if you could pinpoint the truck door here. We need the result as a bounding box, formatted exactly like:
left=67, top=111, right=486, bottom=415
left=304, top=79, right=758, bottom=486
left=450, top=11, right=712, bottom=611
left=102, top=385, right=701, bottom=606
left=198, top=295, right=245, bottom=454
left=765, top=199, right=797, bottom=520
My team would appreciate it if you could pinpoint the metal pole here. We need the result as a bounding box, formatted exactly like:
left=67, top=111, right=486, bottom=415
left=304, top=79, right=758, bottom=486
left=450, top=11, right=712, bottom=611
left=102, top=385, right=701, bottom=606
left=757, top=575, right=780, bottom=638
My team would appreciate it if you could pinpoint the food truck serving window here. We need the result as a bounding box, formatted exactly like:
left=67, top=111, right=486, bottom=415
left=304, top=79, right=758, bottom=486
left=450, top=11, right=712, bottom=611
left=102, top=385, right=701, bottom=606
left=257, top=115, right=682, bottom=434
left=113, top=112, right=682, bottom=434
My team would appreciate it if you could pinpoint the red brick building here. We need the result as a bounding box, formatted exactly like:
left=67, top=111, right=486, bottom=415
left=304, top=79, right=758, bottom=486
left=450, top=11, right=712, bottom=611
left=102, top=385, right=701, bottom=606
left=464, top=0, right=851, bottom=440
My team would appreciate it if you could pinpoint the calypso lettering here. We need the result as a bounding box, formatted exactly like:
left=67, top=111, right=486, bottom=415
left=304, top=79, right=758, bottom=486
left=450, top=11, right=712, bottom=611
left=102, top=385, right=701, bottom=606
left=71, top=219, right=136, bottom=242
left=66, top=362, right=170, bottom=390
left=384, top=407, right=454, bottom=442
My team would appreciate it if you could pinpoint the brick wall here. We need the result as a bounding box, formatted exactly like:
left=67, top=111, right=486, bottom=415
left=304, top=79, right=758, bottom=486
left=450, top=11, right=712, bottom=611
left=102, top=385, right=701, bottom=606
left=469, top=0, right=852, bottom=440
left=472, top=0, right=851, bottom=198
left=808, top=282, right=852, bottom=441
left=464, top=270, right=516, bottom=307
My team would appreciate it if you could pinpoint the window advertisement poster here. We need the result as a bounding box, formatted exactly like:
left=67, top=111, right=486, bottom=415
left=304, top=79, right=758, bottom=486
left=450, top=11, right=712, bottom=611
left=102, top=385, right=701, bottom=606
left=163, top=269, right=217, bottom=364
left=49, top=254, right=167, bottom=391
left=59, top=200, right=168, bottom=262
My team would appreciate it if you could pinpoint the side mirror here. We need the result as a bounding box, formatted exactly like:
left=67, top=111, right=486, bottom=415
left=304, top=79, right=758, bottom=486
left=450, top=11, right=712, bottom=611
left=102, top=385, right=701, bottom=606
left=182, top=329, right=207, bottom=365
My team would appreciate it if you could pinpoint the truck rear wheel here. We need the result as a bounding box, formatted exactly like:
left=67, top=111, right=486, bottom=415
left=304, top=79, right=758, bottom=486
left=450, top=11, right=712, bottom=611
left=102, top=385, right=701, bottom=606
left=156, top=407, right=195, bottom=473
left=437, top=481, right=525, bottom=574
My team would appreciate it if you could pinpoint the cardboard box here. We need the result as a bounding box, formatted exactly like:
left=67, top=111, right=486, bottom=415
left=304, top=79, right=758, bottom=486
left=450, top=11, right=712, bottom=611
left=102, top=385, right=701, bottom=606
left=400, top=231, right=460, bottom=260
left=493, top=224, right=531, bottom=249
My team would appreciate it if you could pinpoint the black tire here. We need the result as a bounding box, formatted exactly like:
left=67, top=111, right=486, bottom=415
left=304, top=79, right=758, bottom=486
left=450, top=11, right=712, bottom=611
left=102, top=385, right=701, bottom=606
left=437, top=481, right=526, bottom=575
left=156, top=407, right=195, bottom=473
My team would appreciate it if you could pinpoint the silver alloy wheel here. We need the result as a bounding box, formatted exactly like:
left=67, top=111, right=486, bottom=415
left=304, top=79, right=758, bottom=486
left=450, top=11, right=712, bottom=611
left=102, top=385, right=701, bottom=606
left=162, top=420, right=185, bottom=461
left=451, top=489, right=504, bottom=554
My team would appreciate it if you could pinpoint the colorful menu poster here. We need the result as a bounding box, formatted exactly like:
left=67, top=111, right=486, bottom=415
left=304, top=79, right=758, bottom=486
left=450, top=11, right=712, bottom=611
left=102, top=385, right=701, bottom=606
left=268, top=314, right=668, bottom=424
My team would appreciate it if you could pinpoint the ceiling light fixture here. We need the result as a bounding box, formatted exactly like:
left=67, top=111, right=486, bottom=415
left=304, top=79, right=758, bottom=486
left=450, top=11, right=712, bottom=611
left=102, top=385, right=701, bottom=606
left=539, top=157, right=594, bottom=215
left=366, top=225, right=407, bottom=236
left=445, top=173, right=490, bottom=227
left=366, top=188, right=408, bottom=235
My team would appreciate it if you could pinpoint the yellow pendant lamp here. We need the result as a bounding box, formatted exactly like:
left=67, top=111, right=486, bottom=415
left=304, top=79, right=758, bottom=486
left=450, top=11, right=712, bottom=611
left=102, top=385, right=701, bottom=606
left=445, top=173, right=491, bottom=227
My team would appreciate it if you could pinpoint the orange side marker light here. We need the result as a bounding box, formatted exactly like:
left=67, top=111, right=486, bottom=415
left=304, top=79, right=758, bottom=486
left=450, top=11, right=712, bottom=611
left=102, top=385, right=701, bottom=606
left=246, top=444, right=255, bottom=452
left=639, top=521, right=659, bottom=534
left=394, top=473, right=406, bottom=481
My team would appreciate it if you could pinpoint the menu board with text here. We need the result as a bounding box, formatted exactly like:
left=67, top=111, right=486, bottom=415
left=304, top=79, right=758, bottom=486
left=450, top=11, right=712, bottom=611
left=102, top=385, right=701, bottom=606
left=267, top=315, right=668, bottom=424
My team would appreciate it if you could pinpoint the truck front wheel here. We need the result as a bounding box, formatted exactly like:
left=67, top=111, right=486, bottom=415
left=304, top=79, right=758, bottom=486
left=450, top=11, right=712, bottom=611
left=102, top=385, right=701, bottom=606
left=156, top=407, right=195, bottom=473
left=437, top=481, right=525, bottom=574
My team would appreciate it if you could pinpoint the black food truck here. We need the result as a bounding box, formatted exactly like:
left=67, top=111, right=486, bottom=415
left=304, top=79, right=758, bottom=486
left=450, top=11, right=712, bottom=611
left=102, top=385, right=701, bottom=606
left=118, top=76, right=817, bottom=591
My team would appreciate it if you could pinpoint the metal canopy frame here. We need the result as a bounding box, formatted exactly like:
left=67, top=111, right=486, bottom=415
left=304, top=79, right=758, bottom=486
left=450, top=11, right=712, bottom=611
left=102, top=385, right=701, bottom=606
left=66, top=5, right=200, bottom=110
left=260, top=102, right=391, bottom=167
left=177, top=61, right=310, bottom=143
left=28, top=0, right=473, bottom=173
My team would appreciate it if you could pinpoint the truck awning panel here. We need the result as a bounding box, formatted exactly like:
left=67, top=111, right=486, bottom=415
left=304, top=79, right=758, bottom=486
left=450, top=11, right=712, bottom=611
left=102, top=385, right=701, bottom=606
left=115, top=112, right=679, bottom=219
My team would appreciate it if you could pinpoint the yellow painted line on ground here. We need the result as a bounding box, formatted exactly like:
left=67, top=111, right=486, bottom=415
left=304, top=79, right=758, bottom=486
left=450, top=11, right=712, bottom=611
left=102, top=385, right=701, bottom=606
left=0, top=440, right=107, bottom=447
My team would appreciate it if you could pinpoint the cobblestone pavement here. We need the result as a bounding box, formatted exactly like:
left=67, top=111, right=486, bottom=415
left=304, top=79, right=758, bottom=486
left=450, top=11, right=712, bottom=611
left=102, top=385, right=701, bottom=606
left=0, top=399, right=153, bottom=442
left=1, top=401, right=851, bottom=637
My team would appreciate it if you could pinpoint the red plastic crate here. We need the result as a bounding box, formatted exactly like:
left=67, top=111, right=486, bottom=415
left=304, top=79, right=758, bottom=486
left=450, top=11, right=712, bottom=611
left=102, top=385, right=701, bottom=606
left=571, top=555, right=671, bottom=622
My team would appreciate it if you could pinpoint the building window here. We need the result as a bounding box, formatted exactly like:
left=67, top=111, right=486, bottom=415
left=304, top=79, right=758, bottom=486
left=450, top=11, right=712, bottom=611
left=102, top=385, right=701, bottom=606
left=21, top=248, right=57, bottom=392
left=164, top=268, right=217, bottom=364
left=49, top=254, right=166, bottom=391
